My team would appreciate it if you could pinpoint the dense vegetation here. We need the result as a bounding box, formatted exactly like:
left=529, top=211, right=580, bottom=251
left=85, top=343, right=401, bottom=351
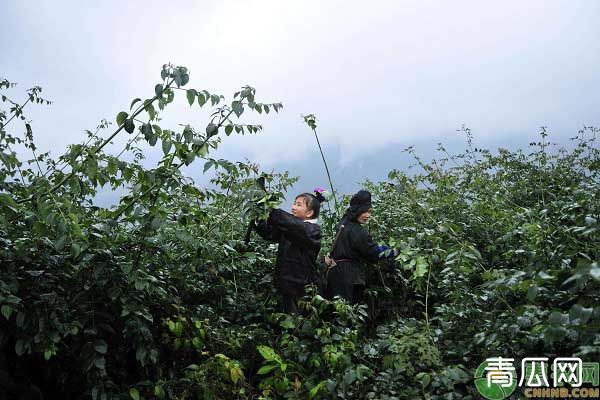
left=1, top=66, right=598, bottom=399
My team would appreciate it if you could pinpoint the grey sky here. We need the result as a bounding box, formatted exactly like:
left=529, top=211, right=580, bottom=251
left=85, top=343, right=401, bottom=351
left=2, top=0, right=599, bottom=203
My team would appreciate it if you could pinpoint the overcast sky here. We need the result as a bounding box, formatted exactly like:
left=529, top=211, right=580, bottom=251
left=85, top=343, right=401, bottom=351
left=2, top=0, right=599, bottom=203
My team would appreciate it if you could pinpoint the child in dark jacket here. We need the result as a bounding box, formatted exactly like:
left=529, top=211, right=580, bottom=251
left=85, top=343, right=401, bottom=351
left=254, top=191, right=325, bottom=314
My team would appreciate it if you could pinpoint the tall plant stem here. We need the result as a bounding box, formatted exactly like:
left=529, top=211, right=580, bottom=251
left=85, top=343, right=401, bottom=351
left=3, top=98, right=31, bottom=129
left=424, top=261, right=432, bottom=336
left=309, top=126, right=339, bottom=214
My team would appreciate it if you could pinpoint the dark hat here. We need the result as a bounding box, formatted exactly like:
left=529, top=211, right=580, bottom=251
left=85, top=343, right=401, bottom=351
left=343, top=190, right=372, bottom=223
left=350, top=190, right=372, bottom=210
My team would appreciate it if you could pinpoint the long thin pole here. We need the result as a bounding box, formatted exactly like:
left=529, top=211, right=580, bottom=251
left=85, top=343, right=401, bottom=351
left=305, top=116, right=339, bottom=214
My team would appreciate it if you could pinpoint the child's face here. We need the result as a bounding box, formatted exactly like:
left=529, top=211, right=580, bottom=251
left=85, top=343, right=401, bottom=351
left=357, top=208, right=372, bottom=224
left=291, top=196, right=314, bottom=220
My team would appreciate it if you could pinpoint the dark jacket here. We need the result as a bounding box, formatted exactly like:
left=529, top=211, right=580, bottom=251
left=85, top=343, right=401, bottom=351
left=255, top=209, right=322, bottom=288
left=329, top=221, right=379, bottom=287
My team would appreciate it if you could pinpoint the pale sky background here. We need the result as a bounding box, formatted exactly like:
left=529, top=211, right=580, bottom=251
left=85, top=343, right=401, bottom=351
left=2, top=1, right=599, bottom=205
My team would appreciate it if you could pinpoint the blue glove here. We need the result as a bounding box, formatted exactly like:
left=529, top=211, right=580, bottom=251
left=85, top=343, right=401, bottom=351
left=377, top=245, right=399, bottom=259
left=376, top=245, right=390, bottom=256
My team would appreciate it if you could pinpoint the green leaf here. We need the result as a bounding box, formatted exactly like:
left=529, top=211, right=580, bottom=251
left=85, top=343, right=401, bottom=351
left=71, top=242, right=82, bottom=259
left=256, top=345, right=282, bottom=364
left=0, top=193, right=17, bottom=208
left=130, top=388, right=140, bottom=400
left=122, top=167, right=133, bottom=181
left=174, top=73, right=182, bottom=87
left=130, top=98, right=141, bottom=110
left=185, top=151, right=195, bottom=165
left=419, top=372, right=431, bottom=387
left=206, top=123, right=218, bottom=137
left=232, top=101, right=244, bottom=117
left=173, top=69, right=189, bottom=87
left=203, top=160, right=213, bottom=173
left=86, top=157, right=98, bottom=178
left=167, top=320, right=176, bottom=332
left=183, top=127, right=193, bottom=143
left=186, top=89, right=197, bottom=106
left=309, top=381, right=327, bottom=399
left=1, top=305, right=12, bottom=320
left=116, top=111, right=128, bottom=126
left=257, top=364, right=278, bottom=375
left=124, top=118, right=135, bottom=134
left=230, top=366, right=244, bottom=384
left=142, top=123, right=153, bottom=140
left=154, top=385, right=166, bottom=399
left=107, top=158, right=118, bottom=175
left=162, top=139, right=172, bottom=155
left=279, top=316, right=295, bottom=329
left=197, top=93, right=206, bottom=107
left=225, top=125, right=233, bottom=136
left=197, top=144, right=208, bottom=157
left=173, top=321, right=183, bottom=336
left=192, top=336, right=203, bottom=349
left=155, top=84, right=164, bottom=98
left=145, top=134, right=156, bottom=147
left=94, top=339, right=108, bottom=354
left=414, top=257, right=428, bottom=278
left=149, top=125, right=161, bottom=146
left=145, top=101, right=156, bottom=120
left=181, top=73, right=190, bottom=86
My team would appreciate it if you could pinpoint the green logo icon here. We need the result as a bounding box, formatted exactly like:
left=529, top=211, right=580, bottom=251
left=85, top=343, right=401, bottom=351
left=474, top=359, right=518, bottom=400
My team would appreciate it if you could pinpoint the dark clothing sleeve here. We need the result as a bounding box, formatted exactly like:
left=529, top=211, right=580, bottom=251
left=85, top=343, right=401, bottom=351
left=350, top=225, right=380, bottom=262
left=254, top=220, right=281, bottom=243
left=267, top=209, right=322, bottom=250
left=332, top=222, right=379, bottom=263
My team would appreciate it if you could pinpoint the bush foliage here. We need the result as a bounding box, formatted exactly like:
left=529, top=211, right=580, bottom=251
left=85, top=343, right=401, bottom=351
left=0, top=67, right=598, bottom=399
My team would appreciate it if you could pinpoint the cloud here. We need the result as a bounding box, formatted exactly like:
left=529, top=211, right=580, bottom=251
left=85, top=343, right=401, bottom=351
left=1, top=0, right=599, bottom=174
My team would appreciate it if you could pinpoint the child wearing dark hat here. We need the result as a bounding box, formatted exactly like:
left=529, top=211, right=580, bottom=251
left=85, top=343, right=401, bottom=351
left=326, top=189, right=391, bottom=304
left=254, top=190, right=326, bottom=314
